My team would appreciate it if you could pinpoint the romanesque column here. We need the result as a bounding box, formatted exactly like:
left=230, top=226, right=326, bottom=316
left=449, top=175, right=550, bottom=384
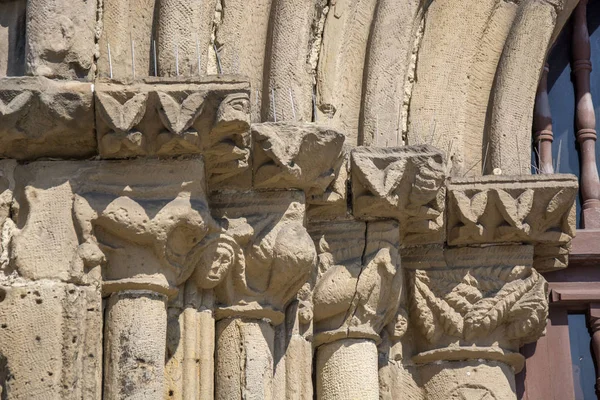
left=205, top=191, right=316, bottom=400
left=70, top=159, right=215, bottom=399
left=310, top=220, right=402, bottom=400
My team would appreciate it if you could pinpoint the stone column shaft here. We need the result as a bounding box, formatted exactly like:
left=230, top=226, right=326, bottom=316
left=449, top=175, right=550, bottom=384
left=215, top=318, right=275, bottom=400
left=103, top=290, right=168, bottom=400
left=316, top=339, right=379, bottom=400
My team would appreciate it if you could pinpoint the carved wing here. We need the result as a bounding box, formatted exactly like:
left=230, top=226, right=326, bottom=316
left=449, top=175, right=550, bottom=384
left=495, top=189, right=533, bottom=228
left=0, top=91, right=33, bottom=117
left=452, top=190, right=487, bottom=224
left=96, top=92, right=148, bottom=132
left=157, top=92, right=206, bottom=134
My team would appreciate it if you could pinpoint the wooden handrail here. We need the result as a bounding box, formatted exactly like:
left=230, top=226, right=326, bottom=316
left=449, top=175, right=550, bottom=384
left=533, top=62, right=554, bottom=174
left=572, top=0, right=600, bottom=229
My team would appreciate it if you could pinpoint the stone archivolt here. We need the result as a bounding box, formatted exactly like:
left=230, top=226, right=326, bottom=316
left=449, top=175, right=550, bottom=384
left=0, top=1, right=582, bottom=399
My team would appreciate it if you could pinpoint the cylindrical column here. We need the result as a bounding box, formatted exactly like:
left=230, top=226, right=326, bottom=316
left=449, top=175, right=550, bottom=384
left=25, top=0, right=96, bottom=79
left=157, top=0, right=216, bottom=77
left=316, top=339, right=379, bottom=400
left=533, top=63, right=554, bottom=174
left=419, top=360, right=516, bottom=400
left=215, top=317, right=275, bottom=400
left=103, top=290, right=168, bottom=400
left=572, top=0, right=600, bottom=228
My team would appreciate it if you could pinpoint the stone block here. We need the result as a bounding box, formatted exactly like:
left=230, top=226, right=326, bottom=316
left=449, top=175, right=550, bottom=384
left=0, top=77, right=95, bottom=159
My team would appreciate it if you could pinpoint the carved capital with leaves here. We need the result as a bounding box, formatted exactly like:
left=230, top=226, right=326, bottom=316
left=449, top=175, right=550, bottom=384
left=310, top=220, right=402, bottom=346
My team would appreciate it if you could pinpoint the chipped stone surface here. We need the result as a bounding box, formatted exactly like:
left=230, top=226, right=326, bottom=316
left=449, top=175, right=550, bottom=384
left=0, top=77, right=95, bottom=160
left=352, top=145, right=446, bottom=245
left=0, top=282, right=102, bottom=399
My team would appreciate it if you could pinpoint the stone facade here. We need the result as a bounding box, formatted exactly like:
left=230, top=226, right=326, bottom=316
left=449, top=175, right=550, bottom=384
left=0, top=0, right=582, bottom=399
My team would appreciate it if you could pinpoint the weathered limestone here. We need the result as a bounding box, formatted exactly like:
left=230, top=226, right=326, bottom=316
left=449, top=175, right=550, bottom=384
left=311, top=220, right=402, bottom=399
left=25, top=0, right=96, bottom=79
left=97, top=0, right=155, bottom=79
left=0, top=77, right=95, bottom=160
left=316, top=0, right=378, bottom=144
left=266, top=0, right=315, bottom=123
left=104, top=290, right=167, bottom=400
left=360, top=0, right=423, bottom=147
left=485, top=0, right=578, bottom=175
left=157, top=0, right=216, bottom=77
left=447, top=174, right=578, bottom=271
left=0, top=282, right=102, bottom=399
left=408, top=246, right=547, bottom=399
left=207, top=191, right=316, bottom=399
left=0, top=1, right=586, bottom=399
left=351, top=145, right=446, bottom=245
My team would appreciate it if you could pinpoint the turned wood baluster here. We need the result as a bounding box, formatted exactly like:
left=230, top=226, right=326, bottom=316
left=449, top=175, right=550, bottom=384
left=573, top=0, right=600, bottom=228
left=533, top=62, right=554, bottom=174
left=588, top=304, right=600, bottom=399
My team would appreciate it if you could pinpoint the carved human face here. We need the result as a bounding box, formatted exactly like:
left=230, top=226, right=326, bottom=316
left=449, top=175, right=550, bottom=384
left=191, top=235, right=237, bottom=290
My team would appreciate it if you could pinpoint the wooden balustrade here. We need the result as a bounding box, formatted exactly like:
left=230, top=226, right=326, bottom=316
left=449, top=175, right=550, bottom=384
left=533, top=62, right=554, bottom=174
left=573, top=0, right=600, bottom=228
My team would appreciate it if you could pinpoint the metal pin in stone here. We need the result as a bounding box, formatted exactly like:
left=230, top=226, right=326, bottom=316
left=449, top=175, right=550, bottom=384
left=213, top=43, right=223, bottom=74
left=153, top=39, right=158, bottom=77
left=196, top=35, right=201, bottom=76
left=107, top=42, right=113, bottom=79
left=131, top=34, right=136, bottom=79
left=313, top=87, right=318, bottom=122
left=175, top=43, right=180, bottom=76
left=271, top=87, right=277, bottom=123
left=289, top=87, right=296, bottom=121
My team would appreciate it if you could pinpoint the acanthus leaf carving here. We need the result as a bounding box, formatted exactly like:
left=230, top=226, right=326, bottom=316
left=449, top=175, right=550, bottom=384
left=410, top=262, right=548, bottom=347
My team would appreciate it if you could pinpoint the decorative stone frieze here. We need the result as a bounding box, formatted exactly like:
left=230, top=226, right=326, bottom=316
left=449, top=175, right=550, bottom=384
left=351, top=145, right=446, bottom=245
left=0, top=77, right=95, bottom=159
left=95, top=78, right=251, bottom=185
left=447, top=174, right=578, bottom=271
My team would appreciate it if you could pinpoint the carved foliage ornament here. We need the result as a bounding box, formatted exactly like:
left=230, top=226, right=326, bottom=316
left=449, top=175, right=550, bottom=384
left=447, top=175, right=577, bottom=246
left=351, top=145, right=446, bottom=245
left=410, top=266, right=548, bottom=346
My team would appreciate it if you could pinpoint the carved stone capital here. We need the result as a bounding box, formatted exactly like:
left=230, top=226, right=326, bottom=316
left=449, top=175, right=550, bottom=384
left=0, top=77, right=95, bottom=160
left=408, top=246, right=548, bottom=372
left=95, top=78, right=251, bottom=188
left=201, top=191, right=316, bottom=325
left=310, top=220, right=402, bottom=346
left=447, top=174, right=577, bottom=271
left=252, top=122, right=348, bottom=218
left=351, top=145, right=446, bottom=245
left=11, top=159, right=214, bottom=296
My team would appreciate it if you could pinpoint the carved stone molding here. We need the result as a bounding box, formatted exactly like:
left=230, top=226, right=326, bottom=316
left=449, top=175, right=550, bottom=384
left=95, top=78, right=251, bottom=189
left=408, top=246, right=547, bottom=373
left=0, top=77, right=95, bottom=160
left=351, top=145, right=446, bottom=245
left=447, top=174, right=578, bottom=271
